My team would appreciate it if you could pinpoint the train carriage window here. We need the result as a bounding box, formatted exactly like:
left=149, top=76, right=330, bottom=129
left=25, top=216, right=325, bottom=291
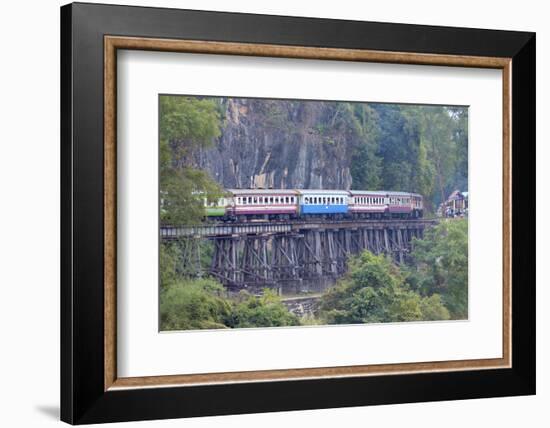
left=305, top=197, right=309, bottom=204
left=269, top=197, right=273, bottom=203
left=253, top=197, right=257, bottom=204
left=285, top=196, right=289, bottom=203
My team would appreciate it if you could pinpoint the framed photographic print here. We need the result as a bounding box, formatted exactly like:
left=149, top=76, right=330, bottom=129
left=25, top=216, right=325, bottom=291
left=60, top=2, right=535, bottom=424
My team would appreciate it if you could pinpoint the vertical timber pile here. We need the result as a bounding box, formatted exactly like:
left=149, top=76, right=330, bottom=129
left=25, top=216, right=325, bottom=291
left=166, top=220, right=434, bottom=293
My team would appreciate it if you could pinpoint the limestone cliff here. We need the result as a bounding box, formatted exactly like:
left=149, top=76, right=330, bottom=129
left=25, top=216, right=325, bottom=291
left=195, top=98, right=357, bottom=190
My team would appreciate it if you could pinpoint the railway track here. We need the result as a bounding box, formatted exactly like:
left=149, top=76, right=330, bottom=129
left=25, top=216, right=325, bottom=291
left=161, top=218, right=438, bottom=239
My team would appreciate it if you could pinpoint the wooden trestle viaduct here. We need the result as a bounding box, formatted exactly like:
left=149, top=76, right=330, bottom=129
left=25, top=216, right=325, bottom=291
left=161, top=219, right=437, bottom=293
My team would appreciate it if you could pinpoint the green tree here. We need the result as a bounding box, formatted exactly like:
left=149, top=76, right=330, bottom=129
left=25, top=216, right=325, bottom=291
left=407, top=219, right=468, bottom=319
left=318, top=251, right=449, bottom=324
left=359, top=104, right=467, bottom=212
left=159, top=242, right=179, bottom=291
left=160, top=278, right=232, bottom=330
left=349, top=104, right=382, bottom=189
left=160, top=95, right=224, bottom=224
left=227, top=290, right=300, bottom=328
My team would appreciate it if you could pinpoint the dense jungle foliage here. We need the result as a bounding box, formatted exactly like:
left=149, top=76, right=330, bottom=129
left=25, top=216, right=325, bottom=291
left=158, top=95, right=468, bottom=330
left=160, top=219, right=467, bottom=330
left=159, top=96, right=468, bottom=223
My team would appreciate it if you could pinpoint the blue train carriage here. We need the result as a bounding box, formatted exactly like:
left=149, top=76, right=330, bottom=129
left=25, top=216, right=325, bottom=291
left=297, top=189, right=349, bottom=219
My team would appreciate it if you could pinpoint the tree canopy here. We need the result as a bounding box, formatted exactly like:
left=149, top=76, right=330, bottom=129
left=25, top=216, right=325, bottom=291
left=349, top=104, right=468, bottom=211
left=406, top=218, right=468, bottom=319
left=160, top=96, right=225, bottom=224
left=317, top=251, right=450, bottom=324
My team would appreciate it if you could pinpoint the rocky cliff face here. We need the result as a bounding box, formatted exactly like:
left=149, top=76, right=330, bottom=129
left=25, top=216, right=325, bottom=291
left=195, top=98, right=355, bottom=190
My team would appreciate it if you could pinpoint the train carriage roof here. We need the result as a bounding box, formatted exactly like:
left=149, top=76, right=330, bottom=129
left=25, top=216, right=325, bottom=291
left=227, top=189, right=299, bottom=195
left=349, top=190, right=388, bottom=196
left=296, top=189, right=350, bottom=196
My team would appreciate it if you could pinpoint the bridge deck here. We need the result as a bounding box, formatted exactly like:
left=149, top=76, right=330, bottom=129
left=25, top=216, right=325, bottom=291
left=161, top=218, right=438, bottom=239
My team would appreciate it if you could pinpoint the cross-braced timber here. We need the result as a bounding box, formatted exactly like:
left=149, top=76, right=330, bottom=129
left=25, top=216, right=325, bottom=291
left=161, top=219, right=437, bottom=292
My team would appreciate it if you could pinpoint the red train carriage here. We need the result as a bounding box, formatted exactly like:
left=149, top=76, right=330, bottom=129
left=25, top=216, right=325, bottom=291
left=386, top=191, right=423, bottom=218
left=411, top=193, right=424, bottom=218
left=226, top=189, right=299, bottom=221
left=348, top=190, right=387, bottom=219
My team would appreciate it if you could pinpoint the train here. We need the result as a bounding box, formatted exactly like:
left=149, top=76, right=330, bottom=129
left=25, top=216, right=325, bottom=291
left=204, top=189, right=423, bottom=222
